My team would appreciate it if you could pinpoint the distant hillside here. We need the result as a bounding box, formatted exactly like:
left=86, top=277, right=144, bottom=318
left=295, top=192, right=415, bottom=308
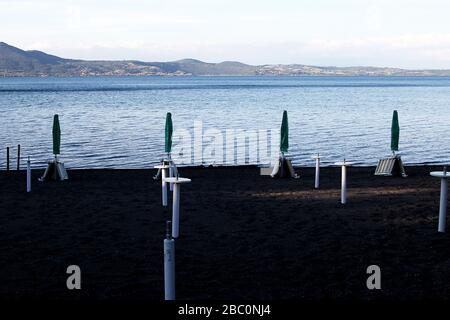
left=0, top=42, right=68, bottom=74
left=1, top=42, right=450, bottom=77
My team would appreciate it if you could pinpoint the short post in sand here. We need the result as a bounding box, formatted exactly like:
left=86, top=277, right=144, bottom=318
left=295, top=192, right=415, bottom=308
left=6, top=146, right=10, bottom=171
left=312, top=154, right=321, bottom=189
left=154, top=163, right=170, bottom=206
left=165, top=175, right=191, bottom=238
left=335, top=159, right=354, bottom=204
left=164, top=221, right=175, bottom=300
left=26, top=156, right=31, bottom=193
left=17, top=144, right=21, bottom=171
left=430, top=166, right=450, bottom=233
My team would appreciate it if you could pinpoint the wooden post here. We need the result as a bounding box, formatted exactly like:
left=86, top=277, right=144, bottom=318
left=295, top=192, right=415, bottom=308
left=17, top=144, right=21, bottom=171
left=6, top=147, right=10, bottom=171
left=27, top=156, right=31, bottom=193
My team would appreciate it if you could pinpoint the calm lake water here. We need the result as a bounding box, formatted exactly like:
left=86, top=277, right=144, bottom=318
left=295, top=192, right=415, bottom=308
left=1, top=76, right=450, bottom=169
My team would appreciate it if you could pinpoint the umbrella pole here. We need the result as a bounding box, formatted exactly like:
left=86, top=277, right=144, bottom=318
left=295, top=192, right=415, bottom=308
left=162, top=167, right=168, bottom=207
left=168, top=152, right=174, bottom=191
left=54, top=154, right=58, bottom=180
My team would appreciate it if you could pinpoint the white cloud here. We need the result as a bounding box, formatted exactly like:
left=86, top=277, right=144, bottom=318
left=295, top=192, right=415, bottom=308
left=1, top=0, right=450, bottom=68
left=26, top=34, right=450, bottom=69
left=365, top=5, right=382, bottom=30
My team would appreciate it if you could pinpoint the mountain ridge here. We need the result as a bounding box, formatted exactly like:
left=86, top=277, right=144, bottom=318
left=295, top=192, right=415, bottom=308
left=1, top=42, right=450, bottom=77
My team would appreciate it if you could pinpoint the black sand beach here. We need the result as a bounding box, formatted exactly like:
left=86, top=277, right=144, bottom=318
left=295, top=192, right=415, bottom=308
left=1, top=165, right=450, bottom=300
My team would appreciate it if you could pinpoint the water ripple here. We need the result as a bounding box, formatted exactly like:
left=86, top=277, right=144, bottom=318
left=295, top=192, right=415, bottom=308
left=1, top=76, right=450, bottom=169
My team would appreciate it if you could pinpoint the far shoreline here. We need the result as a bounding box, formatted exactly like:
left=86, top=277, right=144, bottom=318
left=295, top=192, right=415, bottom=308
left=3, top=74, right=450, bottom=78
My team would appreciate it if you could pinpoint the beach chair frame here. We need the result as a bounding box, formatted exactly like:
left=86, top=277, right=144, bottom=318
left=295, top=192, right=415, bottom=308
left=374, top=155, right=407, bottom=177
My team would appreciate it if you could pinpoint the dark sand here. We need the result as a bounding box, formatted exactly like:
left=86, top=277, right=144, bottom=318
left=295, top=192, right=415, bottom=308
left=1, top=165, right=450, bottom=300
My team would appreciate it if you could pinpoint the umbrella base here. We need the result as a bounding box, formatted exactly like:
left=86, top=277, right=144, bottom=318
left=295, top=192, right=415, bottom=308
left=269, top=157, right=300, bottom=179
left=153, top=158, right=178, bottom=180
left=39, top=160, right=69, bottom=181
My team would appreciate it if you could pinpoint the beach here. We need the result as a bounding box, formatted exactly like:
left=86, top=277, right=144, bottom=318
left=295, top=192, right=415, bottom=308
left=1, top=165, right=450, bottom=300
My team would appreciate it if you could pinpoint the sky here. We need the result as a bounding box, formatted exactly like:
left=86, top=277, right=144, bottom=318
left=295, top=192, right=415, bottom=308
left=1, top=0, right=450, bottom=68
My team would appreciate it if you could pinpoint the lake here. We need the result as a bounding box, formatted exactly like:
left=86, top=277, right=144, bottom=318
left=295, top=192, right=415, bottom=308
left=1, top=76, right=449, bottom=169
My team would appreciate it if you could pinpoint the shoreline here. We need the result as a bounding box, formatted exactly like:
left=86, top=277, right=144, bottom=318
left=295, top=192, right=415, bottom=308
left=2, top=162, right=449, bottom=171
left=3, top=74, right=450, bottom=78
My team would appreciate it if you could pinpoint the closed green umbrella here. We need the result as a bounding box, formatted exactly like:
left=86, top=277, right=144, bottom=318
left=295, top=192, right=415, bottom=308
left=52, top=114, right=61, bottom=155
left=280, top=110, right=289, bottom=154
left=391, top=110, right=399, bottom=153
left=165, top=112, right=173, bottom=154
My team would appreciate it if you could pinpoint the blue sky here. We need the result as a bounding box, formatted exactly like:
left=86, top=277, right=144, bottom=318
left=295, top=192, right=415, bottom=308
left=1, top=0, right=450, bottom=68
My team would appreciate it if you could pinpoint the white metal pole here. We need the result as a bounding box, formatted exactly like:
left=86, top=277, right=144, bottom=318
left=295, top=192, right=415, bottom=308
left=164, top=222, right=175, bottom=300
left=172, top=183, right=180, bottom=238
left=315, top=156, right=320, bottom=189
left=438, top=177, right=448, bottom=233
left=341, top=165, right=347, bottom=204
left=168, top=153, right=174, bottom=191
left=161, top=168, right=168, bottom=207
left=26, top=156, right=31, bottom=193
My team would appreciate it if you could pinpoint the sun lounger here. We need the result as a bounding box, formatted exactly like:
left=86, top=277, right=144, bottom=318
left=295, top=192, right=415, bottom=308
left=374, top=155, right=407, bottom=177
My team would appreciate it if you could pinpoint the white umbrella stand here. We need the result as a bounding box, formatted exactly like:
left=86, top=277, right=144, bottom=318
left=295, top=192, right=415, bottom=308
left=430, top=167, right=450, bottom=233
left=335, top=159, right=354, bottom=204
left=165, top=176, right=191, bottom=238
left=312, top=154, right=321, bottom=189
left=164, top=221, right=175, bottom=300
